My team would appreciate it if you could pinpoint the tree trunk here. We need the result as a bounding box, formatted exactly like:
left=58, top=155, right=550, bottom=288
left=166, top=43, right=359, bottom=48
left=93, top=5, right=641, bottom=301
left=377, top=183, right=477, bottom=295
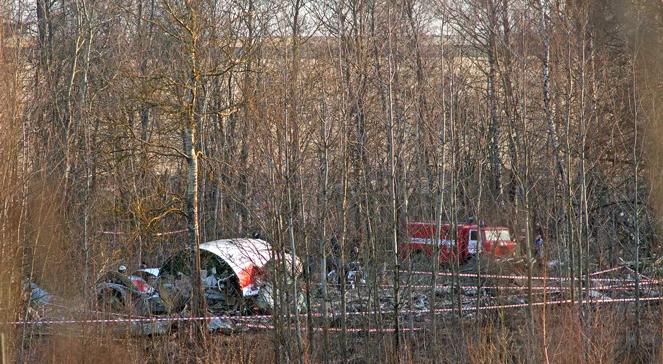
left=386, top=3, right=400, bottom=358
left=185, top=125, right=206, bottom=337
left=185, top=24, right=206, bottom=336
left=487, top=0, right=503, bottom=201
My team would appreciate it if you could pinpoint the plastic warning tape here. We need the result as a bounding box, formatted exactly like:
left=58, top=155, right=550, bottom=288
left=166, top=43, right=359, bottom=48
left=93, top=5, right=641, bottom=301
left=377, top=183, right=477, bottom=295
left=380, top=284, right=562, bottom=290
left=312, top=295, right=653, bottom=319
left=589, top=266, right=625, bottom=276
left=9, top=312, right=326, bottom=326
left=240, top=321, right=425, bottom=333
left=8, top=314, right=255, bottom=326
left=384, top=279, right=660, bottom=291
left=400, top=270, right=654, bottom=283
left=622, top=265, right=654, bottom=282
left=8, top=294, right=663, bottom=327
left=424, top=295, right=663, bottom=314
left=98, top=229, right=187, bottom=236
left=320, top=294, right=663, bottom=318
left=10, top=312, right=425, bottom=333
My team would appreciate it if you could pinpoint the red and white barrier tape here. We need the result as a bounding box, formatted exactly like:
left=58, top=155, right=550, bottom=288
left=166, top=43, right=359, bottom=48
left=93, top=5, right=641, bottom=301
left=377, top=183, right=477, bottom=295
left=10, top=294, right=663, bottom=327
left=8, top=314, right=245, bottom=326
left=423, top=295, right=663, bottom=314
left=383, top=279, right=660, bottom=292
left=381, top=284, right=561, bottom=291
left=15, top=279, right=657, bottom=326
left=589, top=266, right=625, bottom=276
left=401, top=270, right=653, bottom=283
left=622, top=265, right=654, bottom=282
left=323, top=292, right=663, bottom=318
left=240, top=321, right=424, bottom=333
left=98, top=229, right=187, bottom=237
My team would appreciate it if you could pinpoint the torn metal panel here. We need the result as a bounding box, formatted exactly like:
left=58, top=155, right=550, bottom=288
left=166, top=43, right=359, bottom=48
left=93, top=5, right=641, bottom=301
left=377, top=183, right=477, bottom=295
left=199, top=239, right=272, bottom=297
left=157, top=238, right=303, bottom=315
left=199, top=239, right=302, bottom=297
left=136, top=268, right=160, bottom=277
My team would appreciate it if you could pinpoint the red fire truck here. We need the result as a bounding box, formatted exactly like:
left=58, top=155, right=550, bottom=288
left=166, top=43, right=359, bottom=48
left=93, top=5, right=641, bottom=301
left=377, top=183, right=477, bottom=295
left=402, top=221, right=517, bottom=263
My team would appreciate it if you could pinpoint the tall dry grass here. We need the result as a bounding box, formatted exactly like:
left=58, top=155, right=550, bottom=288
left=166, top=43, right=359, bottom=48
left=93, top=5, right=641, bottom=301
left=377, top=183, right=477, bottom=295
left=463, top=305, right=662, bottom=364
left=0, top=12, right=23, bottom=363
left=0, top=10, right=81, bottom=362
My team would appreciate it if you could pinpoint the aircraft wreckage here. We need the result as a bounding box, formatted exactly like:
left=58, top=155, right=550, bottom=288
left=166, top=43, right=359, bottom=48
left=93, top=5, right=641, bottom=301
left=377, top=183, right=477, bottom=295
left=96, top=238, right=303, bottom=321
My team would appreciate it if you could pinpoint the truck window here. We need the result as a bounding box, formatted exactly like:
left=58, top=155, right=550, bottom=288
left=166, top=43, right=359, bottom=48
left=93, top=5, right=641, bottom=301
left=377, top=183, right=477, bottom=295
left=470, top=230, right=478, bottom=241
left=485, top=230, right=511, bottom=241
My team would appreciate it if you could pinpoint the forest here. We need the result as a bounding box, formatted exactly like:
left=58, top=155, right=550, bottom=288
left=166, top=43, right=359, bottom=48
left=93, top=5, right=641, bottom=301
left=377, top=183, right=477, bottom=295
left=1, top=0, right=663, bottom=362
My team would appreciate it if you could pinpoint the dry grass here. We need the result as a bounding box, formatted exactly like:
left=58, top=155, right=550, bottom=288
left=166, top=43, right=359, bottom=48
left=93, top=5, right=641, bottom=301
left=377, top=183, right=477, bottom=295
left=462, top=305, right=662, bottom=364
left=6, top=294, right=662, bottom=363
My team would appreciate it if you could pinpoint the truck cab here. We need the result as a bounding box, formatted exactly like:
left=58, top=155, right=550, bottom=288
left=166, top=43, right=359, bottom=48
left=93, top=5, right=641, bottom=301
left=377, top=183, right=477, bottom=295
left=402, top=221, right=517, bottom=263
left=456, top=224, right=517, bottom=257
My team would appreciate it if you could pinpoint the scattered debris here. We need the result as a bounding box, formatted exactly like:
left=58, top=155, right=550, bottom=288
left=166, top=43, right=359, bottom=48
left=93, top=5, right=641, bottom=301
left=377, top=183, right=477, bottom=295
left=82, top=239, right=663, bottom=337
left=587, top=290, right=610, bottom=301
left=22, top=281, right=52, bottom=321
left=95, top=267, right=166, bottom=316
left=25, top=281, right=52, bottom=307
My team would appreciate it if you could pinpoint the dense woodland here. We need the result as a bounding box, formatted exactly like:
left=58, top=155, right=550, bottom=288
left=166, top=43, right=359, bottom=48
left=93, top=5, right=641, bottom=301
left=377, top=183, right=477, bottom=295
left=2, top=0, right=663, bottom=362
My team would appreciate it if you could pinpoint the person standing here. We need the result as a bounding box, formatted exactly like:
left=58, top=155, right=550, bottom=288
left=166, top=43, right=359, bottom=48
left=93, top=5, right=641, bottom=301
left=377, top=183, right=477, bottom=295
left=534, top=234, right=544, bottom=264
